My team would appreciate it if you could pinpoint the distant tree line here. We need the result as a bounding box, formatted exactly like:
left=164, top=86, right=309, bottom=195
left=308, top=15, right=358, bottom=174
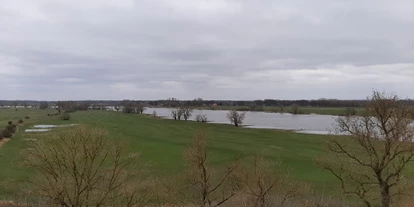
left=3, top=98, right=414, bottom=109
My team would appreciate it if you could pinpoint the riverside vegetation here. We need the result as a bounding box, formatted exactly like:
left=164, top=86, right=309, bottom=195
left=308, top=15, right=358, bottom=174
left=0, top=91, right=414, bottom=206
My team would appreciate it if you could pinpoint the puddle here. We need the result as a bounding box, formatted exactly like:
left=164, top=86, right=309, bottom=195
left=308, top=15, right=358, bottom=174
left=25, top=129, right=51, bottom=132
left=34, top=124, right=78, bottom=129
left=24, top=138, right=38, bottom=141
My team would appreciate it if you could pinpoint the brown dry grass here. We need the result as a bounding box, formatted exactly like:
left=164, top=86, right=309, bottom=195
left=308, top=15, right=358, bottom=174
left=0, top=138, right=10, bottom=148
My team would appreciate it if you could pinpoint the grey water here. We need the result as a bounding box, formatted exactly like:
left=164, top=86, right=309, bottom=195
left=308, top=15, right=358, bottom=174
left=143, top=107, right=338, bottom=135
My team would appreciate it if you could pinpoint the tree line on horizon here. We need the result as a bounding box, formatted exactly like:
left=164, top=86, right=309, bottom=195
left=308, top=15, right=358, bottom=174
left=2, top=98, right=413, bottom=109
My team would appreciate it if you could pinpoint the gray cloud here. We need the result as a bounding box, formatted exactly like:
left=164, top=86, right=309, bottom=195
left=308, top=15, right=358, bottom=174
left=0, top=0, right=413, bottom=100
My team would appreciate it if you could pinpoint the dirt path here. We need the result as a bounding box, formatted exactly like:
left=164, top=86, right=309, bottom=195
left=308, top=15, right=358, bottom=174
left=0, top=138, right=10, bottom=148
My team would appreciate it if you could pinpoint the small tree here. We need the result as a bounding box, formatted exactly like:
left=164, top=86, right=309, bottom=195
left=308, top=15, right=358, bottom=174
left=195, top=114, right=208, bottom=123
left=61, top=113, right=71, bottom=120
left=291, top=104, right=299, bottom=114
left=226, top=110, right=246, bottom=127
left=6, top=124, right=17, bottom=134
left=320, top=91, right=414, bottom=207
left=234, top=155, right=307, bottom=207
left=25, top=125, right=152, bottom=207
left=152, top=111, right=157, bottom=118
left=18, top=119, right=24, bottom=124
left=181, top=131, right=241, bottom=207
left=171, top=108, right=183, bottom=120
left=39, top=101, right=49, bottom=109
left=182, top=107, right=193, bottom=121
left=2, top=128, right=13, bottom=138
left=344, top=107, right=357, bottom=116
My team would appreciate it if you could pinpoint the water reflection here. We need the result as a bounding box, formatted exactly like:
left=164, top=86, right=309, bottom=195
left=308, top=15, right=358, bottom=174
left=144, top=108, right=337, bottom=135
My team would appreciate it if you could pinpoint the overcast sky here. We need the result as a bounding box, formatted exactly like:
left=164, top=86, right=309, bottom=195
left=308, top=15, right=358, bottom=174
left=1, top=0, right=413, bottom=100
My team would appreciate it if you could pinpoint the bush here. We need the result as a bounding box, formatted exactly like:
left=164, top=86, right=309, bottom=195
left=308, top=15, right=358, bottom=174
left=61, top=113, right=71, bottom=120
left=18, top=119, right=24, bottom=124
left=47, top=114, right=51, bottom=116
left=344, top=108, right=357, bottom=116
left=2, top=129, right=13, bottom=138
left=8, top=121, right=12, bottom=125
left=195, top=114, right=208, bottom=123
left=25, top=116, right=30, bottom=119
left=0, top=131, right=3, bottom=140
left=6, top=124, right=17, bottom=134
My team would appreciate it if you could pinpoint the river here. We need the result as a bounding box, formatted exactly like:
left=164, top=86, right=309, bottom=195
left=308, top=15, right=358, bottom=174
left=143, top=107, right=338, bottom=135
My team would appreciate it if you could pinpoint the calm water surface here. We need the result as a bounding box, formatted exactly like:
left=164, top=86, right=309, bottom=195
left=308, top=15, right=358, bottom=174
left=144, top=107, right=338, bottom=135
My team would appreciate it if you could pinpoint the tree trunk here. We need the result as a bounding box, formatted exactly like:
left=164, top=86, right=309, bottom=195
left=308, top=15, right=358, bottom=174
left=380, top=186, right=391, bottom=207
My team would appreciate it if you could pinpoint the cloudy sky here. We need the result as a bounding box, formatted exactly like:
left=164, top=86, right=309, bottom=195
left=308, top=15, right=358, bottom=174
left=1, top=0, right=413, bottom=100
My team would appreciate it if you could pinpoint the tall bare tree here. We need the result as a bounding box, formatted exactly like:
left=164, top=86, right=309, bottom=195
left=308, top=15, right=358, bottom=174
left=25, top=125, right=152, bottom=207
left=181, top=131, right=241, bottom=207
left=226, top=110, right=246, bottom=127
left=182, top=107, right=193, bottom=121
left=319, top=91, right=414, bottom=207
left=234, top=155, right=307, bottom=207
left=171, top=108, right=184, bottom=120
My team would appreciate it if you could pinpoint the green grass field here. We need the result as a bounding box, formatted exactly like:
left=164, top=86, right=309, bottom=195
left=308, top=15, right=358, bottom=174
left=2, top=108, right=413, bottom=204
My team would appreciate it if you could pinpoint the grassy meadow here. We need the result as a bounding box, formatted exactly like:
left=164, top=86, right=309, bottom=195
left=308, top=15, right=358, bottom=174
left=2, top=108, right=414, bottom=205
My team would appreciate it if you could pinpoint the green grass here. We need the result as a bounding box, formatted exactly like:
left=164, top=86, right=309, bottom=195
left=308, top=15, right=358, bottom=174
left=0, top=108, right=340, bottom=197
left=3, top=109, right=414, bottom=205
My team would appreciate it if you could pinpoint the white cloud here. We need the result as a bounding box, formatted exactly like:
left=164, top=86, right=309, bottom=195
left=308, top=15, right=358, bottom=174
left=0, top=0, right=413, bottom=100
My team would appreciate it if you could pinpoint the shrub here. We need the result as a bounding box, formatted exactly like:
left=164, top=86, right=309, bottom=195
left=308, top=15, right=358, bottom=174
left=0, top=131, right=3, bottom=140
left=8, top=121, right=12, bottom=125
left=25, top=116, right=30, bottom=119
left=344, top=108, right=357, bottom=116
left=47, top=114, right=51, bottom=116
left=226, top=110, right=246, bottom=127
left=195, top=114, right=208, bottom=123
left=61, top=113, right=71, bottom=120
left=18, top=119, right=24, bottom=124
left=2, top=129, right=13, bottom=138
left=6, top=124, right=17, bottom=134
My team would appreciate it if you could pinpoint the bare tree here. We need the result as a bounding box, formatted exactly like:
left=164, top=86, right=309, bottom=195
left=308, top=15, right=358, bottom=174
left=25, top=125, right=152, bottom=207
left=181, top=131, right=241, bottom=207
left=171, top=109, right=178, bottom=120
left=234, top=155, right=307, bottom=207
left=39, top=101, right=49, bottom=109
left=319, top=91, right=414, bottom=207
left=122, top=100, right=145, bottom=114
left=171, top=108, right=183, bottom=120
left=182, top=107, right=193, bottom=121
left=114, top=105, right=121, bottom=111
left=195, top=114, right=208, bottom=123
left=291, top=104, right=299, bottom=115
left=226, top=110, right=246, bottom=127
left=56, top=101, right=76, bottom=114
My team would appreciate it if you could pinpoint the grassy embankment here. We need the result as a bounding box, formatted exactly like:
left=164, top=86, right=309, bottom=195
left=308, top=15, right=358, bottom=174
left=1, top=108, right=413, bottom=203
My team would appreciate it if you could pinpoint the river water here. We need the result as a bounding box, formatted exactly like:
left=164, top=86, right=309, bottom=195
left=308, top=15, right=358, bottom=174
left=143, top=108, right=338, bottom=135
